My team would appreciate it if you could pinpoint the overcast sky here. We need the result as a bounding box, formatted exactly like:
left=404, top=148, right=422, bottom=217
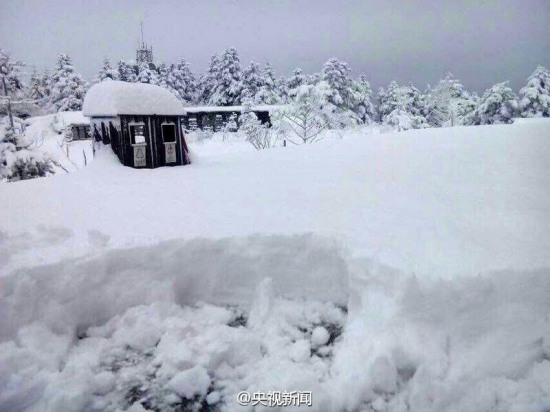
left=1, top=0, right=549, bottom=93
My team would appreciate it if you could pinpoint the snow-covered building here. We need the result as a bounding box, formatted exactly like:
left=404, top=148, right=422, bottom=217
left=183, top=105, right=282, bottom=132
left=83, top=81, right=190, bottom=168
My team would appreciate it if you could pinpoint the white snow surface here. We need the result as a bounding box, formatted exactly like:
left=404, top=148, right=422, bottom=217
left=82, top=81, right=185, bottom=117
left=1, top=119, right=550, bottom=411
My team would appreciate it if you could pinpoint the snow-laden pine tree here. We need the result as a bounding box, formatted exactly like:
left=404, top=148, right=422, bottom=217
left=47, top=54, right=87, bottom=112
left=255, top=63, right=281, bottom=104
left=95, top=58, right=119, bottom=83
left=321, top=58, right=355, bottom=110
left=173, top=59, right=197, bottom=104
left=240, top=61, right=264, bottom=103
left=350, top=75, right=376, bottom=124
left=519, top=65, right=550, bottom=118
left=470, top=82, right=518, bottom=125
left=423, top=74, right=477, bottom=127
left=157, top=63, right=179, bottom=97
left=27, top=69, right=48, bottom=100
left=378, top=81, right=428, bottom=131
left=207, top=48, right=243, bottom=106
left=137, top=62, right=160, bottom=85
left=0, top=49, right=25, bottom=101
left=286, top=68, right=308, bottom=100
left=117, top=60, right=137, bottom=82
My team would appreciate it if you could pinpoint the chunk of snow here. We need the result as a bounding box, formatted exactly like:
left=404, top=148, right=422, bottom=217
left=82, top=81, right=184, bottom=117
left=311, top=326, right=330, bottom=347
left=167, top=366, right=211, bottom=399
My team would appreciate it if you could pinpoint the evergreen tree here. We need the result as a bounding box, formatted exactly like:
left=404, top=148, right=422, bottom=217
left=470, top=82, right=518, bottom=125
left=378, top=81, right=428, bottom=130
left=207, top=48, right=243, bottom=106
left=137, top=62, right=160, bottom=85
left=174, top=59, right=197, bottom=104
left=519, top=65, right=550, bottom=118
left=117, top=60, right=137, bottom=82
left=95, top=58, right=119, bottom=83
left=0, top=48, right=24, bottom=98
left=241, top=61, right=264, bottom=103
left=286, top=68, right=308, bottom=99
left=47, top=53, right=87, bottom=112
left=321, top=58, right=355, bottom=111
left=27, top=69, right=48, bottom=100
left=423, top=74, right=476, bottom=127
left=157, top=63, right=178, bottom=96
left=255, top=62, right=281, bottom=104
left=350, top=75, right=376, bottom=124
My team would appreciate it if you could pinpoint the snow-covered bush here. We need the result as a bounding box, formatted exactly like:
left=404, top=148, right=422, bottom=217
left=0, top=118, right=53, bottom=182
left=470, top=81, right=519, bottom=125
left=240, top=110, right=279, bottom=150
left=519, top=65, right=550, bottom=118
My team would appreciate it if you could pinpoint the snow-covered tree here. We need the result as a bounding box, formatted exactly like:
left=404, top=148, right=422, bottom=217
left=95, top=58, right=119, bottom=83
left=423, top=74, right=477, bottom=127
left=321, top=58, right=355, bottom=110
left=157, top=63, right=179, bottom=97
left=470, top=81, right=518, bottom=125
left=47, top=54, right=87, bottom=112
left=276, top=82, right=340, bottom=144
left=378, top=81, right=428, bottom=131
left=350, top=75, right=376, bottom=124
left=27, top=69, right=48, bottom=100
left=287, top=68, right=308, bottom=94
left=240, top=61, right=264, bottom=103
left=519, top=65, right=550, bottom=118
left=173, top=59, right=198, bottom=104
left=1, top=49, right=26, bottom=127
left=255, top=63, right=281, bottom=105
left=117, top=60, right=137, bottom=82
left=137, top=62, right=160, bottom=85
left=207, top=48, right=243, bottom=106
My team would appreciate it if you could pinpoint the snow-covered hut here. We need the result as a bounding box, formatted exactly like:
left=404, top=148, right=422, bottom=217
left=183, top=105, right=283, bottom=132
left=83, top=81, right=190, bottom=168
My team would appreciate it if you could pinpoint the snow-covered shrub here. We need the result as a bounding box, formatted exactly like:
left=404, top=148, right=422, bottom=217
left=519, top=65, right=550, bottom=118
left=240, top=111, right=279, bottom=150
left=0, top=118, right=53, bottom=182
left=470, top=82, right=519, bottom=125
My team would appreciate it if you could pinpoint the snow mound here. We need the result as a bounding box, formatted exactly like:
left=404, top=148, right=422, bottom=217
left=82, top=81, right=184, bottom=117
left=0, top=234, right=348, bottom=341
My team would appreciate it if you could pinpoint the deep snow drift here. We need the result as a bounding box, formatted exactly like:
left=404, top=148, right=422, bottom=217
left=1, top=119, right=550, bottom=411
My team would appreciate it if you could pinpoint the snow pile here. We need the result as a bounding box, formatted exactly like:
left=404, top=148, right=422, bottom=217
left=82, top=81, right=184, bottom=117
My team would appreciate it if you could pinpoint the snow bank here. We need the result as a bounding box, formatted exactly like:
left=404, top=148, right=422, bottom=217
left=0, top=234, right=348, bottom=342
left=82, top=81, right=184, bottom=117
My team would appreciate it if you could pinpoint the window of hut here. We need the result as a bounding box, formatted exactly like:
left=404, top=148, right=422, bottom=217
left=162, top=123, right=176, bottom=143
left=130, top=123, right=146, bottom=145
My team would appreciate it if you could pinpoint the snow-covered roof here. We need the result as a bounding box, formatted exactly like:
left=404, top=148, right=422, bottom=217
left=83, top=81, right=184, bottom=117
left=183, top=105, right=285, bottom=114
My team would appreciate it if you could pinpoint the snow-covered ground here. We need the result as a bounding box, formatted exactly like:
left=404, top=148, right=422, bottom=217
left=1, top=118, right=550, bottom=411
